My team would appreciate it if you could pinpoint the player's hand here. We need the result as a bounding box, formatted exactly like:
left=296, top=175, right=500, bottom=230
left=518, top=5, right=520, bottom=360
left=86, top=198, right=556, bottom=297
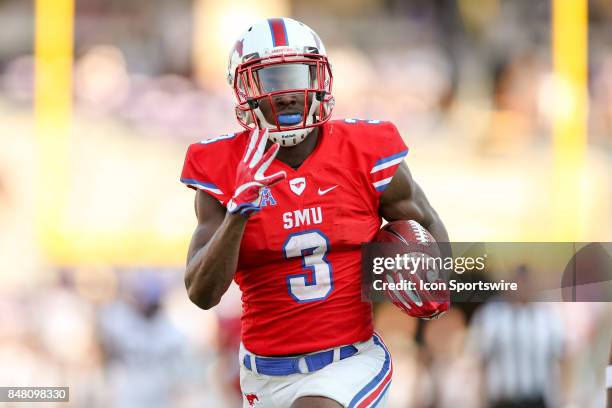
left=385, top=266, right=450, bottom=320
left=227, top=128, right=286, bottom=216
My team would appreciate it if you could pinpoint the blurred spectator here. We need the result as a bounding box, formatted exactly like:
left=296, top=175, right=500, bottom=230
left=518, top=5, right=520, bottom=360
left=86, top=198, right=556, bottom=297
left=209, top=283, right=243, bottom=407
left=560, top=302, right=612, bottom=408
left=606, top=346, right=612, bottom=408
left=422, top=308, right=480, bottom=407
left=97, top=270, right=188, bottom=408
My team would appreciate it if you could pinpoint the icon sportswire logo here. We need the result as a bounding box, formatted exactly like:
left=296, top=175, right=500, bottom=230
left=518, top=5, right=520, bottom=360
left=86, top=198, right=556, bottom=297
left=317, top=185, right=338, bottom=195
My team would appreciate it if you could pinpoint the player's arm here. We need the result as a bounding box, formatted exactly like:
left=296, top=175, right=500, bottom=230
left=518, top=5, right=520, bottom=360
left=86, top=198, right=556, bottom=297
left=184, top=191, right=248, bottom=310
left=183, top=128, right=285, bottom=310
left=378, top=161, right=451, bottom=319
left=379, top=161, right=449, bottom=245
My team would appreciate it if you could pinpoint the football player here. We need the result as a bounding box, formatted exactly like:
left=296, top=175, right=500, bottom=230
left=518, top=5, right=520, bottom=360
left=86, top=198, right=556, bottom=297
left=180, top=17, right=449, bottom=408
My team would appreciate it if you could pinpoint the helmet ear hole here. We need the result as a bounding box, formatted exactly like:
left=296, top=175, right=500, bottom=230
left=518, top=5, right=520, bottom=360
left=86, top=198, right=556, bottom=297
left=247, top=99, right=259, bottom=109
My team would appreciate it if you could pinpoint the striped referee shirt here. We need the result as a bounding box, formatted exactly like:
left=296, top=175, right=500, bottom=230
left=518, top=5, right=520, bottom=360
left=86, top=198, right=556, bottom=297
left=468, top=301, right=565, bottom=403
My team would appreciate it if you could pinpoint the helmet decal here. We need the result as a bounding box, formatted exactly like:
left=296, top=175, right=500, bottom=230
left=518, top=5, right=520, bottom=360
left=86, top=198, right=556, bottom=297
left=234, top=39, right=244, bottom=58
left=267, top=18, right=288, bottom=47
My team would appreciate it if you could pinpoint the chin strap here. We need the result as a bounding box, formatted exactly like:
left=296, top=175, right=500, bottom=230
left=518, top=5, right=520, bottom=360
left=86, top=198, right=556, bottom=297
left=253, top=98, right=321, bottom=146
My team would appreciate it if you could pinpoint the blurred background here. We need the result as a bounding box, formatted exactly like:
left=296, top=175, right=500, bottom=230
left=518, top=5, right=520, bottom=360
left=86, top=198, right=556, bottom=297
left=0, top=0, right=611, bottom=406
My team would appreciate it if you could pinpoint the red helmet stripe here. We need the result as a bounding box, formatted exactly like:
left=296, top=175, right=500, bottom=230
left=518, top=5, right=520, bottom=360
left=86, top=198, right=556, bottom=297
left=268, top=18, right=288, bottom=47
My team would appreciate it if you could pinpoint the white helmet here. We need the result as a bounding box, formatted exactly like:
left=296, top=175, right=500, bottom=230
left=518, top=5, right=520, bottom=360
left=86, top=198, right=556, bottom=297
left=227, top=17, right=334, bottom=146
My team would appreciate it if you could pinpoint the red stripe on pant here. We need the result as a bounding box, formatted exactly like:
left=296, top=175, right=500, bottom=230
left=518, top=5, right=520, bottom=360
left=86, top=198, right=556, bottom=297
left=356, top=367, right=393, bottom=408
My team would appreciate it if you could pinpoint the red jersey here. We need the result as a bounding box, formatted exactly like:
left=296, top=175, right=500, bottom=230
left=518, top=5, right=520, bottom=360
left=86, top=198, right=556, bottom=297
left=181, top=119, right=408, bottom=356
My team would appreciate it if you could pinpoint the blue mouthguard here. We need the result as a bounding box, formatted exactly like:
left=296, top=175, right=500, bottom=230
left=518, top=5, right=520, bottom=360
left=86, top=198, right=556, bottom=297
left=277, top=113, right=303, bottom=125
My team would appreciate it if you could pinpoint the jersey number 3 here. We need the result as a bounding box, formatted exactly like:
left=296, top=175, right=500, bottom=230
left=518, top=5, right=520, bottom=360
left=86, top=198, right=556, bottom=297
left=283, top=230, right=333, bottom=302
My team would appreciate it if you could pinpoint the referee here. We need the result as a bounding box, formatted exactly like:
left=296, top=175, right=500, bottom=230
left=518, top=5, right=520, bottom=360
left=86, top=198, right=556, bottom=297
left=467, top=266, right=568, bottom=408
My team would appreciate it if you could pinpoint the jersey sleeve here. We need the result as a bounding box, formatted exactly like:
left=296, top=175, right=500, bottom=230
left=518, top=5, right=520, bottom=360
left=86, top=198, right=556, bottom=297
left=366, top=121, right=409, bottom=194
left=180, top=143, right=231, bottom=205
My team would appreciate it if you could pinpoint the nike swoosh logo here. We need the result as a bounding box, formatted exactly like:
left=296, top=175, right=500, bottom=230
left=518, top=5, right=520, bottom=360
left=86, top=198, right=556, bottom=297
left=317, top=185, right=338, bottom=195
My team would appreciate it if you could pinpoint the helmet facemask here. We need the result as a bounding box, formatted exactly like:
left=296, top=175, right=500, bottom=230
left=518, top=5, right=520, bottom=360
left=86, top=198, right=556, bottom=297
left=232, top=51, right=335, bottom=146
